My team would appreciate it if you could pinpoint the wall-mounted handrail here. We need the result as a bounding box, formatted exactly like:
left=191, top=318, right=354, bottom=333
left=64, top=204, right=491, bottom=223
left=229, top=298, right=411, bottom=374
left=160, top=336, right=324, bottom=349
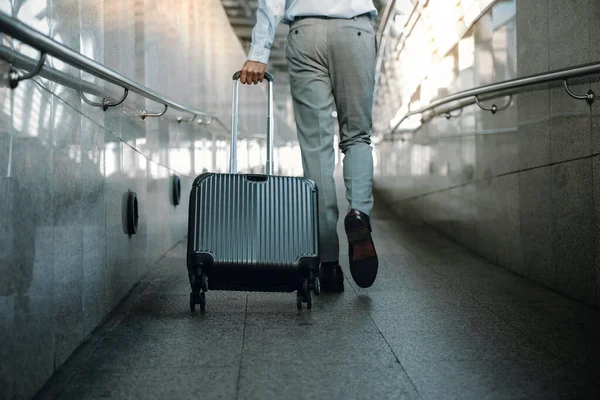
left=0, top=12, right=228, bottom=131
left=389, top=60, right=600, bottom=135
left=377, top=0, right=503, bottom=133
left=0, top=44, right=107, bottom=98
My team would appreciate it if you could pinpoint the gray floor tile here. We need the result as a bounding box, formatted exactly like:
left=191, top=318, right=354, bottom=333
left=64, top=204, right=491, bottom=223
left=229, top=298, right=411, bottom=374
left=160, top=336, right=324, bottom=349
left=130, top=291, right=248, bottom=315
left=80, top=293, right=246, bottom=371
left=150, top=257, right=189, bottom=281
left=356, top=286, right=479, bottom=313
left=402, top=358, right=600, bottom=400
left=238, top=363, right=422, bottom=400
left=245, top=305, right=378, bottom=334
left=479, top=299, right=600, bottom=341
left=371, top=305, right=547, bottom=362
left=348, top=273, right=451, bottom=294
left=57, top=367, right=238, bottom=400
left=370, top=304, right=513, bottom=337
left=456, top=275, right=576, bottom=308
left=142, top=280, right=194, bottom=296
left=80, top=328, right=242, bottom=370
left=107, top=310, right=246, bottom=340
left=542, top=331, right=600, bottom=370
left=245, top=290, right=364, bottom=314
left=32, top=187, right=600, bottom=400
left=345, top=254, right=451, bottom=293
left=241, top=312, right=396, bottom=366
left=384, top=326, right=546, bottom=363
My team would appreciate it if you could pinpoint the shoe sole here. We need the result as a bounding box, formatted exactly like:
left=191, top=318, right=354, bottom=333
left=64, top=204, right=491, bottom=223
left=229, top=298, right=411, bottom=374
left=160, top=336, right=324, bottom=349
left=345, top=218, right=378, bottom=288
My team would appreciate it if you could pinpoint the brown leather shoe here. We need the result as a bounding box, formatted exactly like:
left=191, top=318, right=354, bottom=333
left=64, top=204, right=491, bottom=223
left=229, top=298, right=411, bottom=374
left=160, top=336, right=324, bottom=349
left=344, top=209, right=378, bottom=288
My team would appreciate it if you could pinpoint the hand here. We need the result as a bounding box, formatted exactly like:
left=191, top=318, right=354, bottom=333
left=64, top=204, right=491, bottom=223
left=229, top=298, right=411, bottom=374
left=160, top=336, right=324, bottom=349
left=240, top=60, right=267, bottom=85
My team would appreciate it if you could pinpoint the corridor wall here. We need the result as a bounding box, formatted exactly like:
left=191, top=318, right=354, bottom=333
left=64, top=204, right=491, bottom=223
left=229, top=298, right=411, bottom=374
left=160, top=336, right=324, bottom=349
left=0, top=0, right=297, bottom=398
left=374, top=0, right=600, bottom=309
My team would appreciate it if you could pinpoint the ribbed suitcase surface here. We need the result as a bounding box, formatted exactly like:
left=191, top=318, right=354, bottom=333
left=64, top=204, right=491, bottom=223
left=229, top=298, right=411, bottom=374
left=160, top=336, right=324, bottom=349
left=187, top=71, right=320, bottom=309
left=187, top=173, right=319, bottom=291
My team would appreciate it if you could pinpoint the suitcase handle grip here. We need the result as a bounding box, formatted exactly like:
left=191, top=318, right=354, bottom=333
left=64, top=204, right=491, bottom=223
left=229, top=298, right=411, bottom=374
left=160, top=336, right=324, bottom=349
left=245, top=174, right=269, bottom=182
left=230, top=71, right=275, bottom=176
left=232, top=71, right=274, bottom=82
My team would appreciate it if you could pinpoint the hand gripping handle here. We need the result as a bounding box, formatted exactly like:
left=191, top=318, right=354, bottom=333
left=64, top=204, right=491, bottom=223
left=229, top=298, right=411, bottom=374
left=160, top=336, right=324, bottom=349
left=232, top=71, right=274, bottom=82
left=230, top=71, right=275, bottom=175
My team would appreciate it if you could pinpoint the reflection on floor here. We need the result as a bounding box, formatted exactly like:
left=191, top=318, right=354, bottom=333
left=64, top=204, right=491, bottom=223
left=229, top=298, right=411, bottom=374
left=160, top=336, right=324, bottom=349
left=35, top=192, right=600, bottom=400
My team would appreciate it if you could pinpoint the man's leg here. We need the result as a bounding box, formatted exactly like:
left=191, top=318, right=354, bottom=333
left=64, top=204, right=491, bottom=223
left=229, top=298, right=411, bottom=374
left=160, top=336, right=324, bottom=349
left=286, top=19, right=343, bottom=291
left=328, top=15, right=378, bottom=288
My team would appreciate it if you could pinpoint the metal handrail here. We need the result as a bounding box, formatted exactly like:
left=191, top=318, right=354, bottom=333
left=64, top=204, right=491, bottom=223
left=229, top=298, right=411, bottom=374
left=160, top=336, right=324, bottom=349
left=0, top=12, right=228, bottom=130
left=389, top=61, right=600, bottom=135
left=0, top=43, right=107, bottom=98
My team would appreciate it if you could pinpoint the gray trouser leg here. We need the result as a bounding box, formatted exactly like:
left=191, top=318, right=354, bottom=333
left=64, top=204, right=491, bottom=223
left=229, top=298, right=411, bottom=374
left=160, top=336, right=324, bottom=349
left=286, top=20, right=339, bottom=263
left=329, top=16, right=376, bottom=218
left=286, top=16, right=376, bottom=263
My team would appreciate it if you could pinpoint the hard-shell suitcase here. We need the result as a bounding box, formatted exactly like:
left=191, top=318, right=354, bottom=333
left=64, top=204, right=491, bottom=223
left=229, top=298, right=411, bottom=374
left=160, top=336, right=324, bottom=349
left=186, top=71, right=321, bottom=311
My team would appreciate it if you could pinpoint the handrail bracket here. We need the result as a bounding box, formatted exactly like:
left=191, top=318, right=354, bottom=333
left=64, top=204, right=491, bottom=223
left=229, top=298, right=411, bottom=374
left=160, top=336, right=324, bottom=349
left=5, top=51, right=46, bottom=89
left=475, top=95, right=512, bottom=114
left=443, top=108, right=463, bottom=120
left=563, top=80, right=595, bottom=105
left=177, top=114, right=197, bottom=124
left=139, top=104, right=168, bottom=120
left=81, top=88, right=129, bottom=111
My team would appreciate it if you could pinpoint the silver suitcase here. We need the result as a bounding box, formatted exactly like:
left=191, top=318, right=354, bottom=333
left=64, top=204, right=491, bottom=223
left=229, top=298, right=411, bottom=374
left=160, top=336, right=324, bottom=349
left=186, top=71, right=321, bottom=311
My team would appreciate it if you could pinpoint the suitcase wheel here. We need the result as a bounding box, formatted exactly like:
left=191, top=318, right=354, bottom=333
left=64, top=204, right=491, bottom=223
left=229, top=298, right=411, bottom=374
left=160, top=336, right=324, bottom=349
left=190, top=271, right=208, bottom=313
left=190, top=292, right=196, bottom=312
left=191, top=271, right=208, bottom=293
left=297, top=278, right=313, bottom=310
left=190, top=291, right=206, bottom=312
left=199, top=292, right=206, bottom=312
left=313, top=277, right=321, bottom=296
left=201, top=273, right=209, bottom=292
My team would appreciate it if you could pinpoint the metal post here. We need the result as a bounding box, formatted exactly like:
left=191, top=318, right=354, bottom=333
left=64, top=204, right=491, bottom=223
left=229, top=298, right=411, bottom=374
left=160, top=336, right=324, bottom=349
left=266, top=79, right=274, bottom=175
left=230, top=80, right=239, bottom=173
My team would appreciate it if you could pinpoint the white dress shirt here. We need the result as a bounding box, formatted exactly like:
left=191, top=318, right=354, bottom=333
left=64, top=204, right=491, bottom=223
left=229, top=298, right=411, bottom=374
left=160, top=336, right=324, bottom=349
left=247, top=0, right=378, bottom=64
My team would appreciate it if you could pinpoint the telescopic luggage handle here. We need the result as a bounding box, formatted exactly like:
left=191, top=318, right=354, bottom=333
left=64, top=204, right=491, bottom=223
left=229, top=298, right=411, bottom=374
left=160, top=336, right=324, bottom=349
left=230, top=71, right=275, bottom=175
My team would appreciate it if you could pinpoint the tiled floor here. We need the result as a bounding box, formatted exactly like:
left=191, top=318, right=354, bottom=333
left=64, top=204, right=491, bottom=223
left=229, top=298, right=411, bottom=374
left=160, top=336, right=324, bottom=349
left=34, top=192, right=600, bottom=400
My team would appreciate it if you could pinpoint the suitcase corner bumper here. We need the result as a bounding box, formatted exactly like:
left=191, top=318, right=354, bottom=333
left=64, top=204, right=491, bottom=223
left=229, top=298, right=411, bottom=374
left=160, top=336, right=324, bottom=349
left=192, top=172, right=215, bottom=188
left=187, top=251, right=214, bottom=271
